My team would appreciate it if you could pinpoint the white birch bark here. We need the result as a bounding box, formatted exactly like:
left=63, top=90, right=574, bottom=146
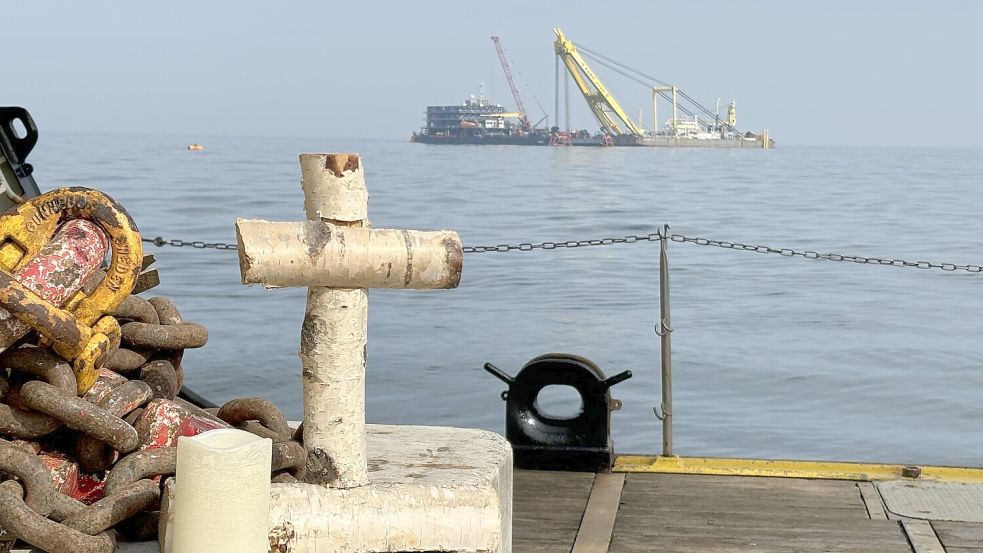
left=300, top=286, right=368, bottom=487
left=300, top=153, right=369, bottom=488
left=300, top=153, right=368, bottom=223
left=235, top=220, right=462, bottom=289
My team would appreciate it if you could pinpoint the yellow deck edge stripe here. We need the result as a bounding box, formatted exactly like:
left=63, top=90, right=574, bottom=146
left=613, top=455, right=983, bottom=483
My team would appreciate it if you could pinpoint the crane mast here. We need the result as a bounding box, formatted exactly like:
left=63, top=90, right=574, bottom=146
left=490, top=36, right=532, bottom=131
left=552, top=28, right=644, bottom=137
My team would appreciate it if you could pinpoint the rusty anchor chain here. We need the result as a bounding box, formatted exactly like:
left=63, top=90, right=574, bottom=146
left=0, top=349, right=76, bottom=439
left=0, top=189, right=302, bottom=551
left=0, top=188, right=143, bottom=395
left=0, top=480, right=116, bottom=553
left=217, top=398, right=292, bottom=443
left=1, top=296, right=302, bottom=550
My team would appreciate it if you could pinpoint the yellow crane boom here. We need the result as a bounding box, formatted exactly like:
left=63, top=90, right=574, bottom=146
left=553, top=28, right=643, bottom=137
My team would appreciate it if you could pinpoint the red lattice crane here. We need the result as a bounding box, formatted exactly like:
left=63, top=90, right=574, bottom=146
left=490, top=36, right=532, bottom=131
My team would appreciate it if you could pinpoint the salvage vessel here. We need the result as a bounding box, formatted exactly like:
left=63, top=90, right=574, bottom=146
left=412, top=36, right=550, bottom=146
left=410, top=92, right=550, bottom=146
left=550, top=27, right=774, bottom=148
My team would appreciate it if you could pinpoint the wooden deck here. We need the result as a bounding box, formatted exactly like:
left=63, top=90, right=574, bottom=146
left=514, top=470, right=983, bottom=553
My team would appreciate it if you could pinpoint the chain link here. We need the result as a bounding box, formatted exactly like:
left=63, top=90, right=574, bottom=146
left=143, top=232, right=983, bottom=274
left=665, top=234, right=983, bottom=273
left=142, top=236, right=238, bottom=250
left=462, top=232, right=663, bottom=253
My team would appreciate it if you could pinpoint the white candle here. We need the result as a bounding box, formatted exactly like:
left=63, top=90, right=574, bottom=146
left=172, top=428, right=272, bottom=553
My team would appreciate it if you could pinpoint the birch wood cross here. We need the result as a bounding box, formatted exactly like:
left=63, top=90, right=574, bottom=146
left=235, top=153, right=462, bottom=488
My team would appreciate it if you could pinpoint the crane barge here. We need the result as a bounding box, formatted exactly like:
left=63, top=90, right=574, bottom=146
left=410, top=38, right=550, bottom=146
left=552, top=27, right=774, bottom=148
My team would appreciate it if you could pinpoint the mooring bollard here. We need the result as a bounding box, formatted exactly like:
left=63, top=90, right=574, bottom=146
left=236, top=153, right=462, bottom=488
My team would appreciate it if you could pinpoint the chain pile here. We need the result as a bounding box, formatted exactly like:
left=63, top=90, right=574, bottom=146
left=0, top=257, right=304, bottom=553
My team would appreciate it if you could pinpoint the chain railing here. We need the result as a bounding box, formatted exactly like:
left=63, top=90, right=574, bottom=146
left=142, top=237, right=239, bottom=250
left=144, top=230, right=983, bottom=274
left=666, top=234, right=983, bottom=272
left=142, top=225, right=983, bottom=460
left=146, top=224, right=983, bottom=460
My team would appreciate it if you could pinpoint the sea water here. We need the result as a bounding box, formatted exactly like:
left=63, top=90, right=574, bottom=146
left=31, top=134, right=983, bottom=466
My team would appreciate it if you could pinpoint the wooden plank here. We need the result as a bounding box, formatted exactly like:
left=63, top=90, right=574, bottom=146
left=514, top=470, right=594, bottom=553
left=625, top=483, right=864, bottom=500
left=616, top=494, right=867, bottom=513
left=609, top=473, right=911, bottom=553
left=615, top=511, right=903, bottom=533
left=902, top=519, right=945, bottom=553
left=624, top=473, right=863, bottom=491
left=613, top=525, right=907, bottom=545
left=515, top=472, right=596, bottom=486
left=615, top=508, right=887, bottom=527
left=570, top=473, right=624, bottom=553
left=611, top=536, right=906, bottom=553
left=932, top=521, right=983, bottom=548
left=612, top=529, right=911, bottom=550
left=625, top=487, right=863, bottom=501
left=622, top=473, right=868, bottom=510
left=858, top=481, right=888, bottom=519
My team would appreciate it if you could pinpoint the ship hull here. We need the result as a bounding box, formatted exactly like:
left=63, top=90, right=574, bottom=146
left=413, top=134, right=549, bottom=146
left=616, top=135, right=775, bottom=148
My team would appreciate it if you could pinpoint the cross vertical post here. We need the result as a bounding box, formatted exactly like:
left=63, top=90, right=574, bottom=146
left=299, top=153, right=370, bottom=488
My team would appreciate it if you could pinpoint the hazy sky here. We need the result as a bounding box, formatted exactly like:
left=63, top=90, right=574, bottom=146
left=8, top=1, right=982, bottom=147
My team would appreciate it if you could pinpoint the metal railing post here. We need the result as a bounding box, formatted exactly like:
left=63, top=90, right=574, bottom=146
left=653, top=223, right=674, bottom=457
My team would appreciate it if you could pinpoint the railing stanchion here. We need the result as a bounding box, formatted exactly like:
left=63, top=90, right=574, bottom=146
left=655, top=223, right=674, bottom=457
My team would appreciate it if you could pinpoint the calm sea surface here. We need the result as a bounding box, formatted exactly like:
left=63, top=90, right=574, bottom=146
left=30, top=134, right=983, bottom=466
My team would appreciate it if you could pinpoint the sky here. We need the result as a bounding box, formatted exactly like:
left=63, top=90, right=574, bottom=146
left=7, top=1, right=983, bottom=147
